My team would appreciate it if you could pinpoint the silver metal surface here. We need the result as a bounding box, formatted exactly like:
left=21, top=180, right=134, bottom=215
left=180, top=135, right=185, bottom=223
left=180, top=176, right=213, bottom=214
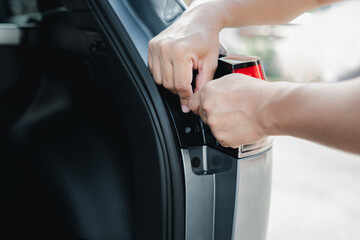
left=232, top=150, right=272, bottom=240
left=182, top=142, right=272, bottom=240
left=0, top=24, right=21, bottom=45
left=181, top=149, right=216, bottom=240
left=239, top=137, right=274, bottom=158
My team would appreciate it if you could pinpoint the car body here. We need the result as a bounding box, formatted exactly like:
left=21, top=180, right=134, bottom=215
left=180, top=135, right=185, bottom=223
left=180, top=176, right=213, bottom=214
left=1, top=0, right=272, bottom=239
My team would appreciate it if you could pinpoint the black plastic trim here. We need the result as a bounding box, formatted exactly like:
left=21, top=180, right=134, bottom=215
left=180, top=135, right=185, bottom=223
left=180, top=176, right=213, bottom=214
left=85, top=1, right=185, bottom=240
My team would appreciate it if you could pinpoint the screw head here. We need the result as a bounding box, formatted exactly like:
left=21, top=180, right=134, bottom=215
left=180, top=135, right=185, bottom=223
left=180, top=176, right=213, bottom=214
left=191, top=157, right=201, bottom=168
left=184, top=126, right=192, bottom=134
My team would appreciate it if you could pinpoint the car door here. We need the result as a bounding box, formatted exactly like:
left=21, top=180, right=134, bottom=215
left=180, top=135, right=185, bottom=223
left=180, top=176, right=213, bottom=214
left=74, top=1, right=273, bottom=239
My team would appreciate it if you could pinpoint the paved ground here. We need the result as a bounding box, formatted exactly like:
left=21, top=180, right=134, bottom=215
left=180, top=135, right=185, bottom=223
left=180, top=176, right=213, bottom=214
left=267, top=136, right=360, bottom=240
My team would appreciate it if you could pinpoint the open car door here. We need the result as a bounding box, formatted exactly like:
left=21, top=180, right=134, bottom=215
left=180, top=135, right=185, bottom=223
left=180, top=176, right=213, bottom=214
left=2, top=0, right=272, bottom=239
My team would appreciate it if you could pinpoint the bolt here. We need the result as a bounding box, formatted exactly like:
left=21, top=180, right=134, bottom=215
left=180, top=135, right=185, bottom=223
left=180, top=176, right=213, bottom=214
left=185, top=126, right=192, bottom=134
left=191, top=157, right=201, bottom=168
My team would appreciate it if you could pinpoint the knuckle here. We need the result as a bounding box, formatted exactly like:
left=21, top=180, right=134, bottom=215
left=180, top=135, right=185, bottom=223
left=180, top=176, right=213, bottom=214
left=201, top=99, right=213, bottom=112
left=153, top=77, right=162, bottom=85
left=159, top=43, right=169, bottom=56
left=200, top=87, right=208, bottom=96
left=152, top=74, right=162, bottom=84
left=163, top=80, right=173, bottom=90
left=148, top=38, right=157, bottom=49
left=148, top=39, right=153, bottom=48
left=173, top=42, right=190, bottom=57
left=206, top=115, right=216, bottom=128
left=201, top=84, right=212, bottom=94
left=175, top=81, right=188, bottom=92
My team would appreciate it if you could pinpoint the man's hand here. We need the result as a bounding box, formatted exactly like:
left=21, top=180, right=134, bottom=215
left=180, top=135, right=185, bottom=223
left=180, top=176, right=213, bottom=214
left=148, top=0, right=339, bottom=113
left=189, top=73, right=271, bottom=148
left=148, top=1, right=224, bottom=113
left=189, top=73, right=360, bottom=154
left=148, top=0, right=360, bottom=154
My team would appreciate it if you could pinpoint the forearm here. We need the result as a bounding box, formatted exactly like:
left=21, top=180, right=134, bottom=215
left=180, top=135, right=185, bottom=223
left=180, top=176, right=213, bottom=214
left=188, top=0, right=342, bottom=29
left=263, top=79, right=360, bottom=154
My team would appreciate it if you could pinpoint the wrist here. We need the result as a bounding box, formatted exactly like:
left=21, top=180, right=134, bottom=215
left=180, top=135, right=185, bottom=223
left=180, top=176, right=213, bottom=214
left=185, top=0, right=235, bottom=31
left=258, top=82, right=300, bottom=137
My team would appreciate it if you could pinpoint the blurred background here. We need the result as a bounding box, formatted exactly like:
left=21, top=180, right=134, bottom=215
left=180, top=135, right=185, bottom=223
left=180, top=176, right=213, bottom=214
left=218, top=0, right=360, bottom=83
left=187, top=0, right=360, bottom=239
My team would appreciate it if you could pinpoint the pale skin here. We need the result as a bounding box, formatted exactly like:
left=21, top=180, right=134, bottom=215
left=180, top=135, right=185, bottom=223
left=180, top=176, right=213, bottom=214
left=148, top=0, right=360, bottom=154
